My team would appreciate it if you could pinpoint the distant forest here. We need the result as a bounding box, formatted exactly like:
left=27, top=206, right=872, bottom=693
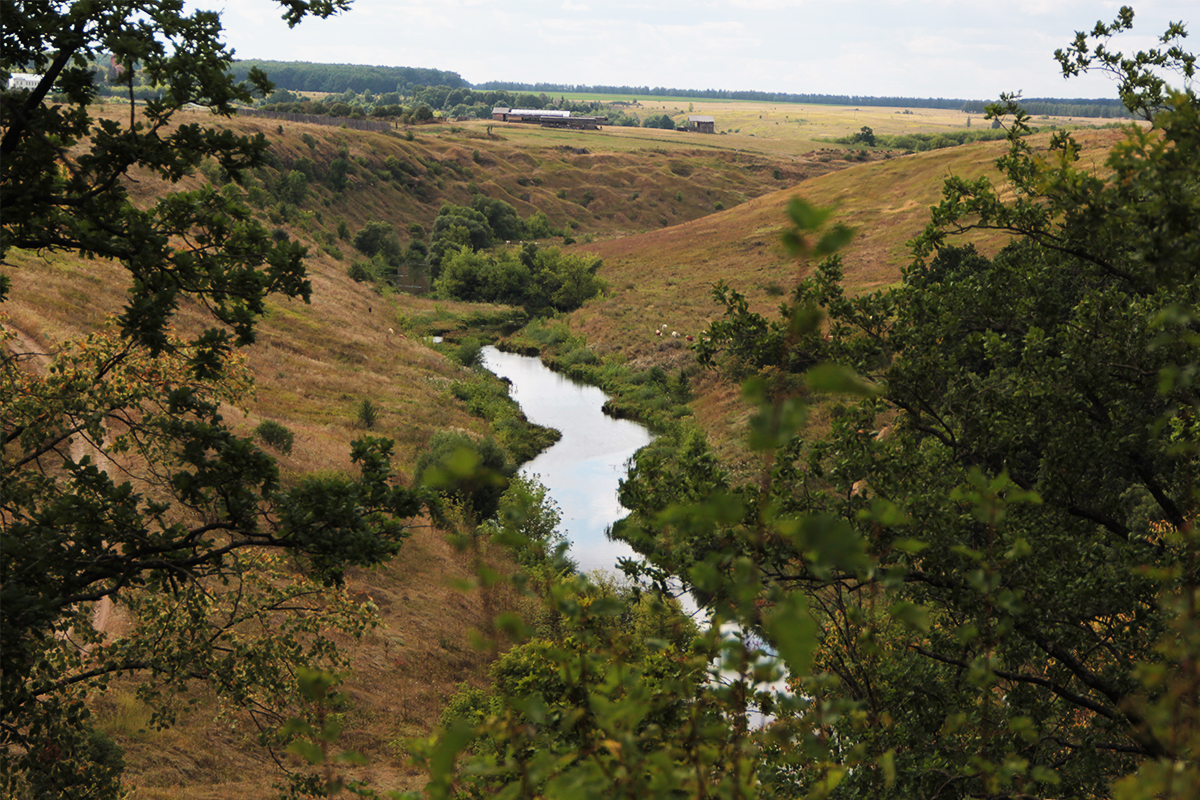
left=227, top=60, right=1135, bottom=119
left=478, top=81, right=1136, bottom=118
left=229, top=60, right=469, bottom=94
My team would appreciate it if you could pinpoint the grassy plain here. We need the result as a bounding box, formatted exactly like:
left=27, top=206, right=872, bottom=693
left=3, top=93, right=1133, bottom=796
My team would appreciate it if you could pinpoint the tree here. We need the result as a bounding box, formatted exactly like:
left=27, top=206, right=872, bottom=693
left=1, top=2, right=431, bottom=796
left=352, top=219, right=403, bottom=264
left=427, top=203, right=495, bottom=274
left=616, top=7, right=1199, bottom=797
left=433, top=244, right=605, bottom=316
left=642, top=113, right=676, bottom=130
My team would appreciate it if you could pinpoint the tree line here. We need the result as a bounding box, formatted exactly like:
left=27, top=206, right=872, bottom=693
left=477, top=81, right=1136, bottom=118
left=228, top=59, right=468, bottom=94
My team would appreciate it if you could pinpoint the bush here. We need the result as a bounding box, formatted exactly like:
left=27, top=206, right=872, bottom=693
left=433, top=244, right=605, bottom=317
left=353, top=221, right=403, bottom=264
left=255, top=420, right=295, bottom=454
left=347, top=260, right=375, bottom=282
left=415, top=431, right=515, bottom=521
left=454, top=337, right=483, bottom=368
left=356, top=398, right=379, bottom=429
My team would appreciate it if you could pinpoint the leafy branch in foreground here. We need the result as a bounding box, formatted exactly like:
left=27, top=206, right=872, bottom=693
left=0, top=1, right=438, bottom=796
left=620, top=6, right=1198, bottom=798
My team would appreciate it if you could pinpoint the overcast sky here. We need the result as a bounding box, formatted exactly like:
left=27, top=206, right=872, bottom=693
left=200, top=1, right=1196, bottom=100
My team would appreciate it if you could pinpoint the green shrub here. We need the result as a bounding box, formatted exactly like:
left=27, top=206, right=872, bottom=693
left=454, top=337, right=483, bottom=368
left=356, top=398, right=379, bottom=430
left=255, top=420, right=295, bottom=454
left=415, top=431, right=515, bottom=520
left=353, top=220, right=403, bottom=264
left=347, top=260, right=374, bottom=282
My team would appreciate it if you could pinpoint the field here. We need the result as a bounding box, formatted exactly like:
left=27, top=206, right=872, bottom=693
left=438, top=95, right=1125, bottom=164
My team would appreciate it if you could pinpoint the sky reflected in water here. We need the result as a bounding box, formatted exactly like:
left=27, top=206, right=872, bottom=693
left=481, top=347, right=653, bottom=575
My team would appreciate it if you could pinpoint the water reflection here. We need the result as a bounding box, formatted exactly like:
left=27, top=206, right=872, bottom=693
left=480, top=346, right=653, bottom=574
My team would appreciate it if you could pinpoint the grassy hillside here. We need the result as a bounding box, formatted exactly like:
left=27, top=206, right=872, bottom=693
left=1, top=101, right=826, bottom=797
left=3, top=97, right=1127, bottom=796
left=561, top=127, right=1129, bottom=468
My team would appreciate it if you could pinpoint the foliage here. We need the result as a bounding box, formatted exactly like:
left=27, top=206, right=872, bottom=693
left=352, top=221, right=403, bottom=264
left=453, top=336, right=484, bottom=368
left=427, top=204, right=494, bottom=273
left=470, top=196, right=524, bottom=242
left=481, top=474, right=572, bottom=573
left=0, top=2, right=435, bottom=795
left=434, top=243, right=606, bottom=317
left=418, top=9, right=1200, bottom=800
left=642, top=113, right=677, bottom=129
left=622, top=7, right=1200, bottom=798
left=851, top=125, right=875, bottom=146
left=257, top=418, right=297, bottom=454
left=426, top=573, right=708, bottom=800
left=0, top=327, right=419, bottom=797
left=229, top=60, right=467, bottom=95
left=356, top=398, right=380, bottom=429
left=835, top=126, right=1012, bottom=152
left=416, top=431, right=516, bottom=522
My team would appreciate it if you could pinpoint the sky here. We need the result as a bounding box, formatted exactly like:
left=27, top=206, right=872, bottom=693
left=198, top=1, right=1197, bottom=100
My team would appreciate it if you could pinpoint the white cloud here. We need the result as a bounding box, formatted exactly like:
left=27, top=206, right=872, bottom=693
left=189, top=0, right=1195, bottom=98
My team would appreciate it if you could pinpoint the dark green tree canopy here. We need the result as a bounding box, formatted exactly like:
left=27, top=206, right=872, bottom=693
left=612, top=7, right=1200, bottom=797
left=0, top=2, right=436, bottom=797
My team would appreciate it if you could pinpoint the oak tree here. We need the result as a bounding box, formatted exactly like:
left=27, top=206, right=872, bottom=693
left=1, top=2, right=428, bottom=796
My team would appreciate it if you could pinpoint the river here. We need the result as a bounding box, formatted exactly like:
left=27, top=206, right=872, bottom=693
left=482, top=346, right=784, bottom=715
left=480, top=346, right=653, bottom=575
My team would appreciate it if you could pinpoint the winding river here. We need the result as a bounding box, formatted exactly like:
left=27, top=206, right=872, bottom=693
left=480, top=346, right=653, bottom=574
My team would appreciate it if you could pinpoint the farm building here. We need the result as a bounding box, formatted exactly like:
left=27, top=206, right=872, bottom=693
left=491, top=107, right=570, bottom=122
left=490, top=107, right=607, bottom=130
left=684, top=115, right=716, bottom=133
left=7, top=73, right=42, bottom=91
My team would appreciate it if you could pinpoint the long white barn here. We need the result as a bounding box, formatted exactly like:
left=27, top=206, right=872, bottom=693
left=7, top=73, right=42, bottom=90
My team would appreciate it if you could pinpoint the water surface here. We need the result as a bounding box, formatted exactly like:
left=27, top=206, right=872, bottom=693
left=481, top=346, right=653, bottom=574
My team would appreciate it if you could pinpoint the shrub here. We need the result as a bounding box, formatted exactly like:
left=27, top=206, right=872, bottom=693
left=255, top=420, right=295, bottom=454
left=353, top=221, right=403, bottom=264
left=356, top=398, right=379, bottom=429
left=454, top=337, right=483, bottom=368
left=347, top=260, right=374, bottom=282
left=415, top=431, right=515, bottom=521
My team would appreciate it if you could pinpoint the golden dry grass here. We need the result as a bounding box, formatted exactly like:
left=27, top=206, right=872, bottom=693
left=3, top=96, right=1133, bottom=795
left=562, top=127, right=1129, bottom=470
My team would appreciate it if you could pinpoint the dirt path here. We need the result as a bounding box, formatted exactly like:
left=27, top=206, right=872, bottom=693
left=3, top=323, right=120, bottom=645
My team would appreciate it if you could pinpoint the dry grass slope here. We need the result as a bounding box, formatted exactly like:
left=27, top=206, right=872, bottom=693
left=2, top=97, right=1128, bottom=796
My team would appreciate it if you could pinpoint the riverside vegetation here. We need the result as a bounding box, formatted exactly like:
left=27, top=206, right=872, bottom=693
left=2, top=2, right=1197, bottom=799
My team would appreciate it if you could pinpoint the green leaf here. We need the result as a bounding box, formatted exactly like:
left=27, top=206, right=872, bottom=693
left=889, top=601, right=931, bottom=633
left=763, top=592, right=818, bottom=675
left=804, top=363, right=880, bottom=396
left=287, top=739, right=325, bottom=765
